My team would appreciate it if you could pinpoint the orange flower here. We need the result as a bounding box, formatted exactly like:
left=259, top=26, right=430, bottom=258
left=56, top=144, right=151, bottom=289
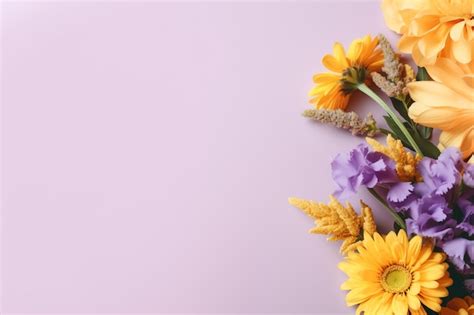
left=382, top=0, right=474, bottom=67
left=309, top=35, right=383, bottom=110
left=408, top=58, right=474, bottom=160
left=440, top=296, right=474, bottom=315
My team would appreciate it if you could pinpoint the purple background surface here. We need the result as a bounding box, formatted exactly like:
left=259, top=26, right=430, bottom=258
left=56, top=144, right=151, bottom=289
left=2, top=1, right=397, bottom=313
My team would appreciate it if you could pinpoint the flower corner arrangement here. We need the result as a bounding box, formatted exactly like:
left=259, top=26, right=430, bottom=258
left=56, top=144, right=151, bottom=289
left=289, top=0, right=474, bottom=314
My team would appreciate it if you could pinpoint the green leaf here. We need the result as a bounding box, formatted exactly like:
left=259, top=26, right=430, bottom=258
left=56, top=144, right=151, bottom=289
left=417, top=125, right=433, bottom=140
left=416, top=67, right=431, bottom=81
left=390, top=97, right=410, bottom=122
left=402, top=122, right=440, bottom=158
left=384, top=116, right=440, bottom=158
left=383, top=115, right=411, bottom=147
left=413, top=132, right=440, bottom=158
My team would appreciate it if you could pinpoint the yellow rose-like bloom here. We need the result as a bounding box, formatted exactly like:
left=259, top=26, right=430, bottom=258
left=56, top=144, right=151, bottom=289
left=440, top=296, right=474, bottom=315
left=408, top=58, right=474, bottom=160
left=382, top=0, right=474, bottom=67
left=339, top=230, right=452, bottom=315
left=309, top=35, right=383, bottom=110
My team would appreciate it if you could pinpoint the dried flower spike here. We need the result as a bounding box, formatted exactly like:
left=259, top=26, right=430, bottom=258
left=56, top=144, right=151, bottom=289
left=371, top=34, right=415, bottom=99
left=288, top=195, right=377, bottom=255
left=302, top=109, right=378, bottom=137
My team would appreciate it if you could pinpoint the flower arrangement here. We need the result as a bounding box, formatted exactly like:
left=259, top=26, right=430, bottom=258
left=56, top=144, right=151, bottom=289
left=289, top=1, right=474, bottom=314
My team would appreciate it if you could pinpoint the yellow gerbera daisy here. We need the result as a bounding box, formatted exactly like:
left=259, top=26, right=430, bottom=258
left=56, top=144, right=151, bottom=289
left=382, top=0, right=474, bottom=67
left=309, top=35, right=384, bottom=110
left=339, top=230, right=453, bottom=315
left=408, top=58, right=474, bottom=160
left=440, top=296, right=474, bottom=315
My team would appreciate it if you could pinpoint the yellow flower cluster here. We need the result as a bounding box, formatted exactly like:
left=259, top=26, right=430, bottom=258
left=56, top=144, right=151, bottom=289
left=366, top=134, right=422, bottom=182
left=288, top=195, right=376, bottom=254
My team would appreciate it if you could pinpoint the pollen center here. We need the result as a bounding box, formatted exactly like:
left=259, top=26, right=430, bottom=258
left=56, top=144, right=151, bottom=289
left=381, top=265, right=412, bottom=293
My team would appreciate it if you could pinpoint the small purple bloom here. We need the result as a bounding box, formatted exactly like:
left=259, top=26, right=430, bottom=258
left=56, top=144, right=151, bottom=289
left=415, top=147, right=463, bottom=197
left=464, top=163, right=474, bottom=188
left=387, top=148, right=464, bottom=212
left=458, top=190, right=474, bottom=237
left=405, top=194, right=456, bottom=240
left=441, top=238, right=474, bottom=274
left=387, top=182, right=413, bottom=203
left=465, top=279, right=474, bottom=295
left=331, top=143, right=397, bottom=199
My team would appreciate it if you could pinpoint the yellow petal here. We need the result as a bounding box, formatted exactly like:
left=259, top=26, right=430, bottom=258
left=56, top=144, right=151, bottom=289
left=452, top=33, right=472, bottom=64
left=450, top=21, right=466, bottom=41
left=418, top=23, right=450, bottom=58
left=322, top=54, right=345, bottom=72
left=425, top=58, right=473, bottom=98
left=392, top=294, right=408, bottom=315
left=408, top=293, right=421, bottom=310
left=439, top=128, right=474, bottom=159
left=332, top=42, right=349, bottom=68
left=381, top=0, right=405, bottom=33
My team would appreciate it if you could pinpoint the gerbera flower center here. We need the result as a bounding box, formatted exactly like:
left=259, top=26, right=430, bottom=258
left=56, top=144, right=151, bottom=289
left=380, top=265, right=412, bottom=293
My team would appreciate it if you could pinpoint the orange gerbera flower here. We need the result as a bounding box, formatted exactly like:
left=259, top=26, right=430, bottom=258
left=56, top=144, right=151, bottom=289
left=382, top=0, right=474, bottom=67
left=309, top=35, right=383, bottom=110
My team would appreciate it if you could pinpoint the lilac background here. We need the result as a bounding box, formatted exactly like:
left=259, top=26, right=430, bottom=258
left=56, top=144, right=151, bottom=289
left=1, top=1, right=396, bottom=313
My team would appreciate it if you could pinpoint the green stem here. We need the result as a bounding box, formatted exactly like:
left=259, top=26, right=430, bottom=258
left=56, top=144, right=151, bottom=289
left=367, top=188, right=406, bottom=230
left=358, top=83, right=423, bottom=156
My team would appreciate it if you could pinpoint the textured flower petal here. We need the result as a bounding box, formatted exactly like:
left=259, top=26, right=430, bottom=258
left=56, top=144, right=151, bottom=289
left=425, top=58, right=474, bottom=98
left=388, top=182, right=413, bottom=203
left=332, top=42, right=349, bottom=68
left=439, top=128, right=474, bottom=159
left=408, top=81, right=473, bottom=110
left=407, top=293, right=421, bottom=310
left=392, top=294, right=408, bottom=315
left=322, top=54, right=345, bottom=72
left=450, top=21, right=466, bottom=41
left=418, top=23, right=450, bottom=58
left=452, top=33, right=472, bottom=64
left=383, top=0, right=474, bottom=66
left=381, top=0, right=405, bottom=33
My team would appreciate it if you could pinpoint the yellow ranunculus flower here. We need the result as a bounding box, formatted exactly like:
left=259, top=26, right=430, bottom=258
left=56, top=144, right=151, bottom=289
left=408, top=58, right=474, bottom=160
left=382, top=0, right=474, bottom=67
